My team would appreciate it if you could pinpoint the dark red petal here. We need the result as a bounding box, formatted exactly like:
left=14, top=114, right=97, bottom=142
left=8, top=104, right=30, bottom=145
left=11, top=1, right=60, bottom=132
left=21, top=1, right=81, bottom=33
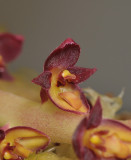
left=87, top=98, right=102, bottom=129
left=79, top=86, right=91, bottom=111
left=68, top=67, right=97, bottom=84
left=73, top=118, right=97, bottom=160
left=0, top=129, right=5, bottom=141
left=0, top=33, right=24, bottom=63
left=44, top=38, right=80, bottom=71
left=40, top=88, right=48, bottom=103
left=83, top=148, right=98, bottom=160
left=0, top=69, right=13, bottom=81
left=73, top=118, right=88, bottom=159
left=32, top=71, right=52, bottom=90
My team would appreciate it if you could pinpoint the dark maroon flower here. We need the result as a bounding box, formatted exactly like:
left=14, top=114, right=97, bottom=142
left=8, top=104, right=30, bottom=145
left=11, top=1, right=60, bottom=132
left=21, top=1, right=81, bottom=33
left=32, top=38, right=96, bottom=114
left=0, top=33, right=24, bottom=80
left=73, top=98, right=131, bottom=160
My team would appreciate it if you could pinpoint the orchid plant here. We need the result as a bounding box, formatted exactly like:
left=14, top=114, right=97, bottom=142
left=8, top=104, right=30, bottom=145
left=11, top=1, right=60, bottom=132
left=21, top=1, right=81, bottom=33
left=0, top=33, right=131, bottom=160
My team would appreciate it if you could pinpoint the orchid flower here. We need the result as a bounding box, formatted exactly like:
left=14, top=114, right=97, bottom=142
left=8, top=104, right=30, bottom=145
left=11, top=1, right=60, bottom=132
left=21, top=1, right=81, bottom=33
left=0, top=33, right=23, bottom=80
left=73, top=98, right=131, bottom=160
left=0, top=126, right=50, bottom=160
left=32, top=38, right=96, bottom=114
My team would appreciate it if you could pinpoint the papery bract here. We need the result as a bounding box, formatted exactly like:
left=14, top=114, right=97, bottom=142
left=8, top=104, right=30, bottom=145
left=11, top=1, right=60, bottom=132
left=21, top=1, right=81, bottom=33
left=0, top=33, right=24, bottom=80
left=73, top=98, right=131, bottom=160
left=83, top=87, right=124, bottom=118
left=0, top=126, right=50, bottom=160
left=32, top=38, right=96, bottom=114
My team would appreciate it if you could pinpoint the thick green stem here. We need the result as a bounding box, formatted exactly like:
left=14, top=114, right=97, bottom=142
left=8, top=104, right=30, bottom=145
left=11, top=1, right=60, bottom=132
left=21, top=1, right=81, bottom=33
left=0, top=90, right=84, bottom=144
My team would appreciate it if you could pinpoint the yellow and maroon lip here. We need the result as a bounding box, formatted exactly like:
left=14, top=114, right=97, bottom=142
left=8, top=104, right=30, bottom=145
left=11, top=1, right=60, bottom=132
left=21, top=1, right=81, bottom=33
left=0, top=33, right=24, bottom=81
left=73, top=99, right=131, bottom=160
left=0, top=126, right=50, bottom=160
left=32, top=38, right=96, bottom=114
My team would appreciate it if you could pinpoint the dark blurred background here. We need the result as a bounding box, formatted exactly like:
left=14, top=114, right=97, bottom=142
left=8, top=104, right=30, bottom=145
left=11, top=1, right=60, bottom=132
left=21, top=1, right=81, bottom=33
left=0, top=0, right=131, bottom=110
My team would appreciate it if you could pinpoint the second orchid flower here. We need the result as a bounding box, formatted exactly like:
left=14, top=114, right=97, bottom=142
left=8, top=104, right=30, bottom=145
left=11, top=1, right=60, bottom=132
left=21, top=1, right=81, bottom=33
left=73, top=99, right=131, bottom=160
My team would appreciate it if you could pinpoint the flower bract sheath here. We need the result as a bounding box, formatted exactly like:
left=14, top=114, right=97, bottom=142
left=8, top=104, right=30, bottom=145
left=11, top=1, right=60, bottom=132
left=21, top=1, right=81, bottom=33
left=73, top=98, right=131, bottom=160
left=32, top=38, right=96, bottom=114
left=0, top=33, right=24, bottom=80
left=0, top=126, right=50, bottom=160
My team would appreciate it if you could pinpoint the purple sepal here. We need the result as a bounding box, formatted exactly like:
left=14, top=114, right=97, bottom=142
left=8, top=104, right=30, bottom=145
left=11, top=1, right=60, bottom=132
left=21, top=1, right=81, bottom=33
left=68, top=67, right=97, bottom=84
left=44, top=38, right=80, bottom=71
left=32, top=71, right=52, bottom=90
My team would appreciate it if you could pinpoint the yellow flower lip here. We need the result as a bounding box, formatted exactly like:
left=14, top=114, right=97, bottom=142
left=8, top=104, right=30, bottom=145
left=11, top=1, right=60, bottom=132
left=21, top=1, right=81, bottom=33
left=47, top=68, right=90, bottom=114
left=59, top=91, right=83, bottom=110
